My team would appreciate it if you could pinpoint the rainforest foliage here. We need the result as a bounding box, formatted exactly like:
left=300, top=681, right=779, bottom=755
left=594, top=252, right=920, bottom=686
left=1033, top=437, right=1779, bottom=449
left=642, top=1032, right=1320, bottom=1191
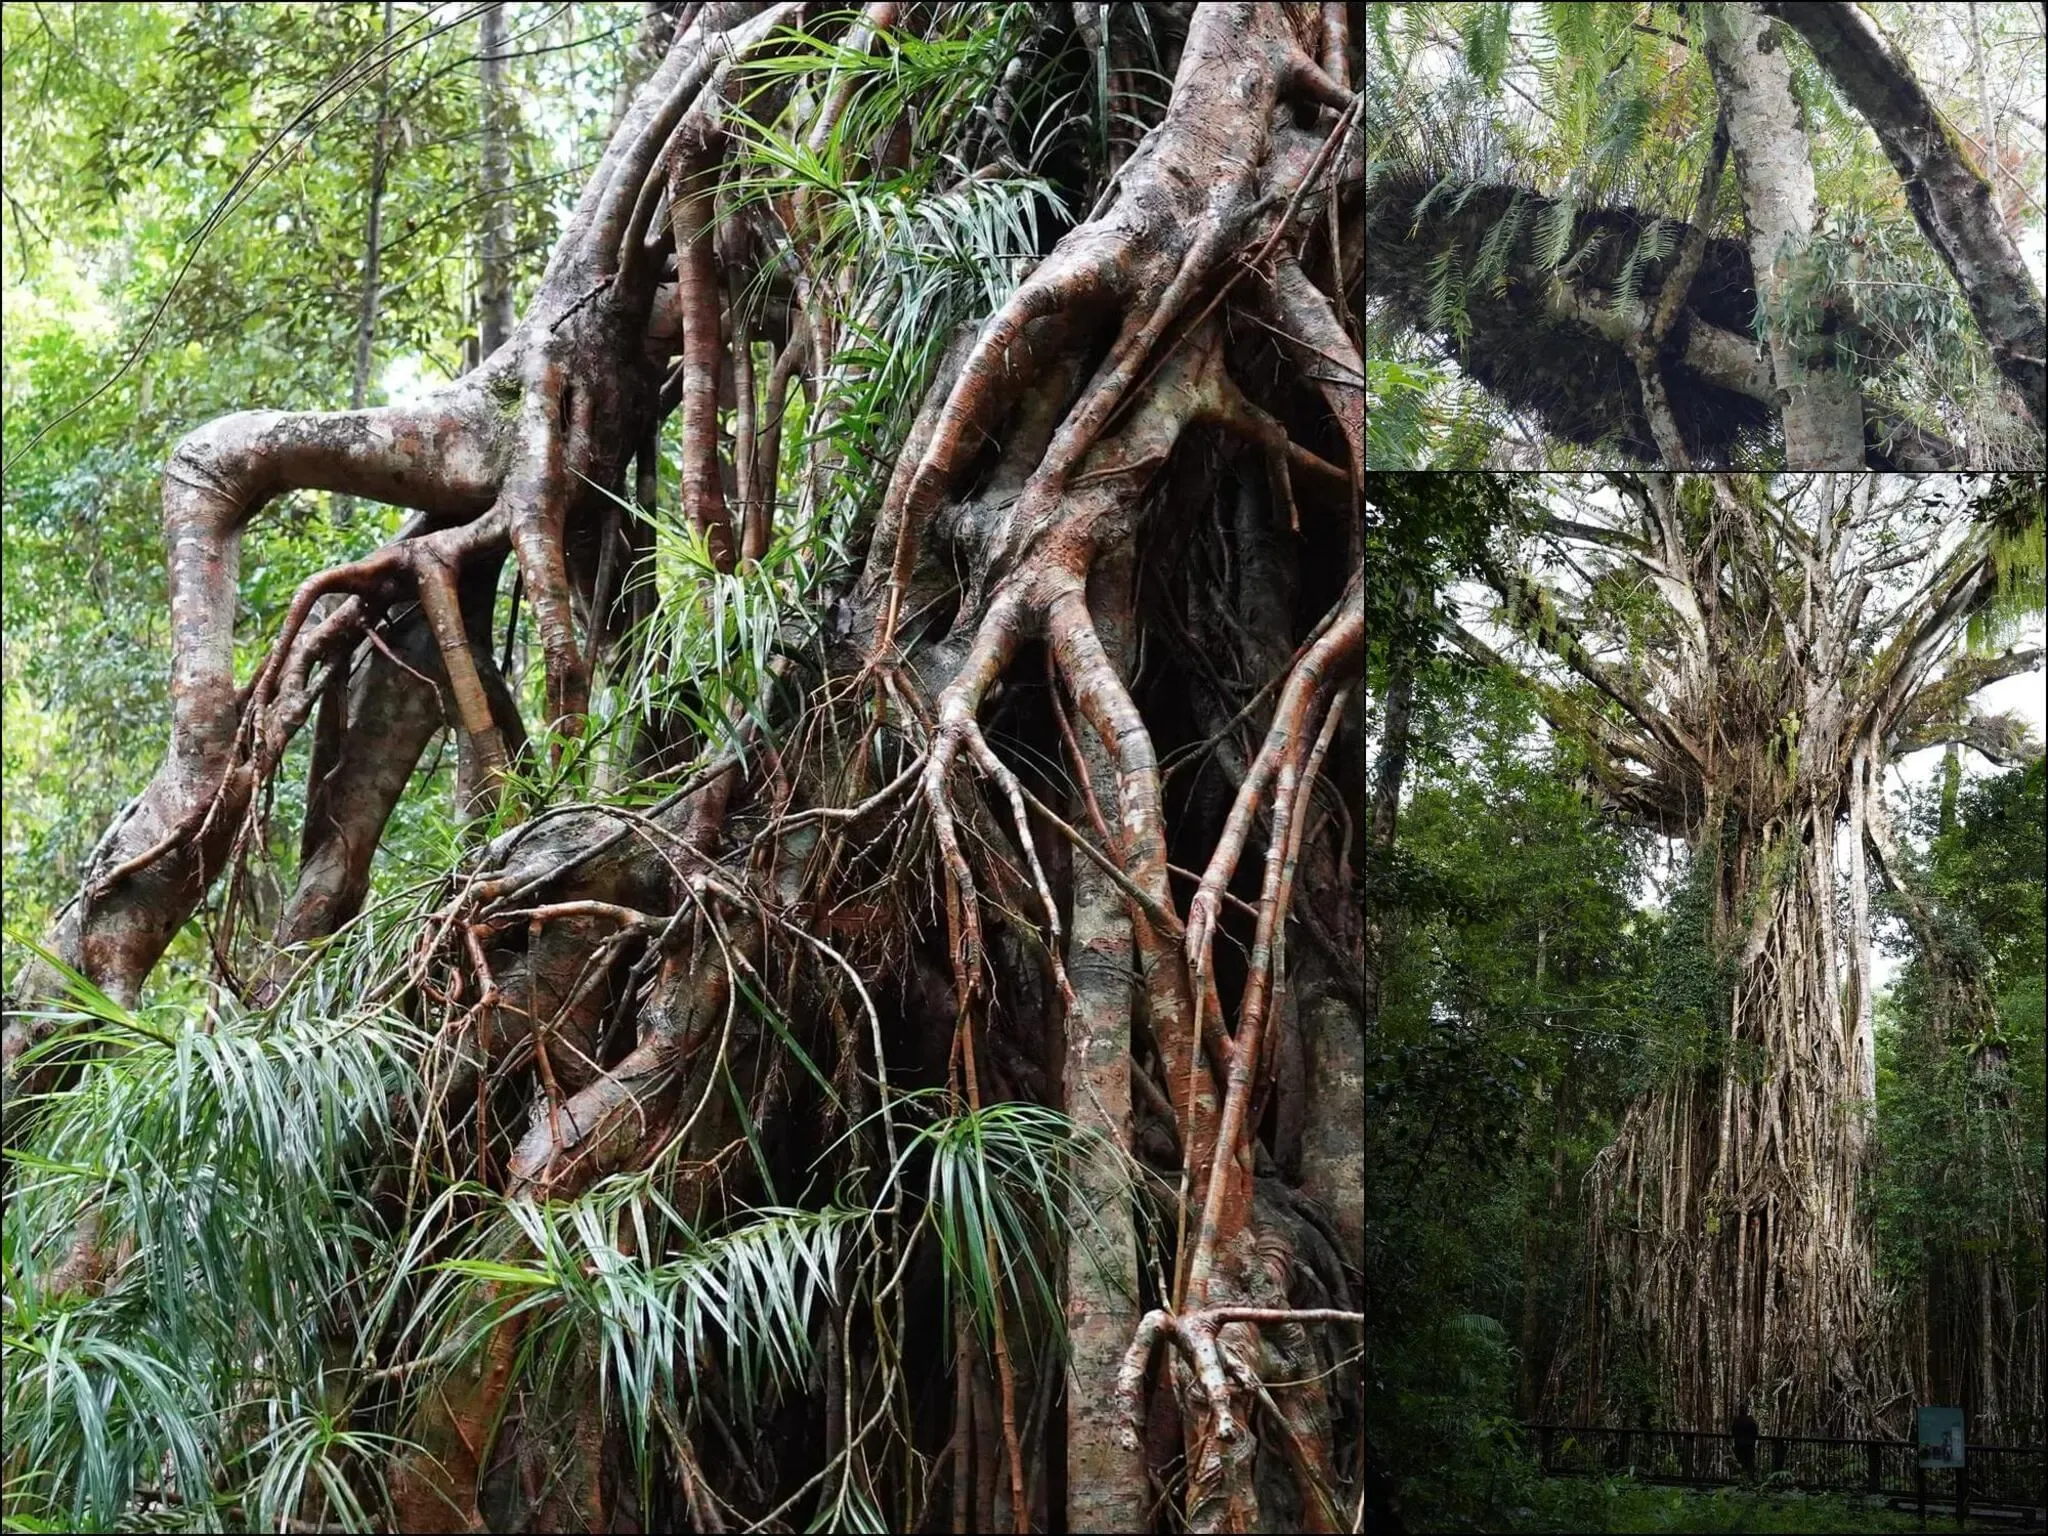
left=4, top=5, right=1365, bottom=1534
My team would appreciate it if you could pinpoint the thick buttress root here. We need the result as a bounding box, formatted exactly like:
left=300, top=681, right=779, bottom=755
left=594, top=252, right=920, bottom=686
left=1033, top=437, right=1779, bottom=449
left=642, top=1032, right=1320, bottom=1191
left=12, top=5, right=1364, bottom=1532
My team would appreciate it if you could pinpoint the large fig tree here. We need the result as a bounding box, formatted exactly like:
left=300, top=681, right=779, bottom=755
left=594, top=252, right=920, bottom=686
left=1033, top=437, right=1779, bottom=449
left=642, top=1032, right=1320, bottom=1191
left=1445, top=471, right=2044, bottom=1439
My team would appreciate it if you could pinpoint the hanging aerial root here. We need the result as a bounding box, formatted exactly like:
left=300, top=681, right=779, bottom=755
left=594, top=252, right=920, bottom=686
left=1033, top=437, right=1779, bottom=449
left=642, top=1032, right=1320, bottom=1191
left=915, top=590, right=1029, bottom=1006
left=668, top=116, right=737, bottom=572
left=1045, top=579, right=1218, bottom=1176
left=1185, top=570, right=1362, bottom=985
left=500, top=353, right=594, bottom=742
left=1186, top=686, right=1346, bottom=1308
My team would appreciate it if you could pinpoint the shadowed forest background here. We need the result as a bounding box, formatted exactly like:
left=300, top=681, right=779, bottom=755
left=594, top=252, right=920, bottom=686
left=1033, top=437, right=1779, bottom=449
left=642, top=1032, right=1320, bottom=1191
left=1364, top=472, right=2045, bottom=1533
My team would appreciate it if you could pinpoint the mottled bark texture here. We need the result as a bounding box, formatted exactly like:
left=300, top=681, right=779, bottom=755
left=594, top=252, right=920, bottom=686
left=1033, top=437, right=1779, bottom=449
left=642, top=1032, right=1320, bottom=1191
left=1762, top=1, right=2048, bottom=430
left=7, top=4, right=1364, bottom=1531
left=1062, top=549, right=1147, bottom=1536
left=1701, top=4, right=1867, bottom=469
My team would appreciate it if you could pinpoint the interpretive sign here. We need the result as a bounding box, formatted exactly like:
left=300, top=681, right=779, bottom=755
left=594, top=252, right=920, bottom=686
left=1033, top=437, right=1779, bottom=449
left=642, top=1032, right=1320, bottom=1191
left=1916, top=1406, right=1965, bottom=1469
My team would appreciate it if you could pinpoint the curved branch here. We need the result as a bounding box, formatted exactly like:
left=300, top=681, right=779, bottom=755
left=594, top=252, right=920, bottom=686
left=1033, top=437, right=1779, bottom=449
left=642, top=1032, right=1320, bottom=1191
left=1441, top=619, right=1693, bottom=836
left=1857, top=538, right=2000, bottom=745
left=1894, top=708, right=2044, bottom=765
left=1889, top=648, right=2045, bottom=762
left=586, top=3, right=791, bottom=277
left=1762, top=1, right=2047, bottom=429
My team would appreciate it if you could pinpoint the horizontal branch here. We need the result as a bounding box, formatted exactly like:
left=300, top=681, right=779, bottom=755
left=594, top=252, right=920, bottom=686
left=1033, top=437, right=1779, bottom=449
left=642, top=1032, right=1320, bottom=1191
left=1890, top=647, right=2045, bottom=762
left=1543, top=281, right=1962, bottom=469
left=1893, top=709, right=2045, bottom=765
left=1442, top=621, right=1695, bottom=835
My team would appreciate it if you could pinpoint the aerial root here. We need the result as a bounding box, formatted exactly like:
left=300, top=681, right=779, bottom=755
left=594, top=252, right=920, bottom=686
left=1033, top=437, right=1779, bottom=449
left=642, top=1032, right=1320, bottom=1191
left=1186, top=686, right=1348, bottom=1309
left=668, top=117, right=736, bottom=572
left=1184, top=570, right=1362, bottom=985
left=915, top=591, right=1028, bottom=1007
left=1044, top=579, right=1220, bottom=1198
left=872, top=235, right=1122, bottom=656
left=500, top=354, right=595, bottom=748
left=494, top=878, right=753, bottom=1200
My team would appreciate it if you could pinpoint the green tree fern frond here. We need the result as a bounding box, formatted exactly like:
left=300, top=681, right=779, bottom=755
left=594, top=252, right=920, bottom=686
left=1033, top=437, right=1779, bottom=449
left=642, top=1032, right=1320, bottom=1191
left=1426, top=243, right=1472, bottom=346
left=1613, top=217, right=1672, bottom=309
left=1460, top=2, right=1512, bottom=92
left=1472, top=192, right=1529, bottom=296
left=1558, top=227, right=1608, bottom=282
left=1535, top=194, right=1576, bottom=270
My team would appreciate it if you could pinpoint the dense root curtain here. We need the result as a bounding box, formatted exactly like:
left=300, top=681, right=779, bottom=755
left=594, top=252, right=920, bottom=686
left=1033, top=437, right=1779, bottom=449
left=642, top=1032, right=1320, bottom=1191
left=6, top=5, right=1365, bottom=1533
left=1440, top=472, right=2043, bottom=1439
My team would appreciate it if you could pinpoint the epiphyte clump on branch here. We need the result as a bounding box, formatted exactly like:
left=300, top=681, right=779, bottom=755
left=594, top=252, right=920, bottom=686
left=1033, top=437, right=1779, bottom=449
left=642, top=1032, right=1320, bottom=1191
left=1366, top=171, right=1772, bottom=463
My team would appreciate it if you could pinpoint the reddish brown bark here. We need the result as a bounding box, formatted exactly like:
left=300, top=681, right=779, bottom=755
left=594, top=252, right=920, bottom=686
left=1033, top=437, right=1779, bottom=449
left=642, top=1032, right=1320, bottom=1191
left=7, top=5, right=1365, bottom=1529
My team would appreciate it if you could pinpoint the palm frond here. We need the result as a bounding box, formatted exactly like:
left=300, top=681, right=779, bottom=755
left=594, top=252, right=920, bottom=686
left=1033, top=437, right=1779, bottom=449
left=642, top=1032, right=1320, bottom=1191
left=3, top=933, right=427, bottom=1532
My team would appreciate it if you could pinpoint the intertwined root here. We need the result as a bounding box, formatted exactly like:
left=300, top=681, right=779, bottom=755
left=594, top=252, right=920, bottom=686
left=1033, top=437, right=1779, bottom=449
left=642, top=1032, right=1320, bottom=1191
left=14, top=4, right=1364, bottom=1530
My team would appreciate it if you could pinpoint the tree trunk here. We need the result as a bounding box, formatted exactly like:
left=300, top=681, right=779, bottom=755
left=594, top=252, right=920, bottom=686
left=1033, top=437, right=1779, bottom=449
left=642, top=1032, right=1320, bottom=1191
left=1702, top=4, right=1867, bottom=468
left=1364, top=608, right=1414, bottom=1027
left=1369, top=655, right=1412, bottom=853
left=478, top=2, right=515, bottom=362
left=1579, top=776, right=1904, bottom=1435
left=1061, top=550, right=1148, bottom=1535
left=1520, top=1117, right=1567, bottom=1421
left=339, top=0, right=396, bottom=526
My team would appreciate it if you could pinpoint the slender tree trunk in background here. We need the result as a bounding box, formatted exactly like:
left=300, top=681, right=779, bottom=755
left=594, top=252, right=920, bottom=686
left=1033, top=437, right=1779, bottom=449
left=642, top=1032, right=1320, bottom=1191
left=1061, top=552, right=1147, bottom=1535
left=1518, top=931, right=1556, bottom=1420
left=1702, top=4, right=1867, bottom=468
left=1979, top=1250, right=1999, bottom=1430
left=1970, top=4, right=1997, bottom=197
left=456, top=0, right=514, bottom=817
left=339, top=0, right=396, bottom=524
left=1368, top=651, right=1413, bottom=854
left=478, top=2, right=514, bottom=362
left=1520, top=1104, right=1568, bottom=1421
left=1363, top=635, right=1413, bottom=1028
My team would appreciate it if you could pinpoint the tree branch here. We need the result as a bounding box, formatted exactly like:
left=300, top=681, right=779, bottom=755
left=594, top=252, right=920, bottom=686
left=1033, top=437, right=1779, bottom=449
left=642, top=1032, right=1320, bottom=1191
left=1474, top=557, right=1708, bottom=772
left=1762, top=2, right=2047, bottom=430
left=1858, top=539, right=2001, bottom=744
left=1888, top=647, right=2046, bottom=761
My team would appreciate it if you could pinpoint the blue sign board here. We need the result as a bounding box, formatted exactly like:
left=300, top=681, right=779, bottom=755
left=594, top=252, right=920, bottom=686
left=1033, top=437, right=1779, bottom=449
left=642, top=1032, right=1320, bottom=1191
left=1916, top=1406, right=1965, bottom=1469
